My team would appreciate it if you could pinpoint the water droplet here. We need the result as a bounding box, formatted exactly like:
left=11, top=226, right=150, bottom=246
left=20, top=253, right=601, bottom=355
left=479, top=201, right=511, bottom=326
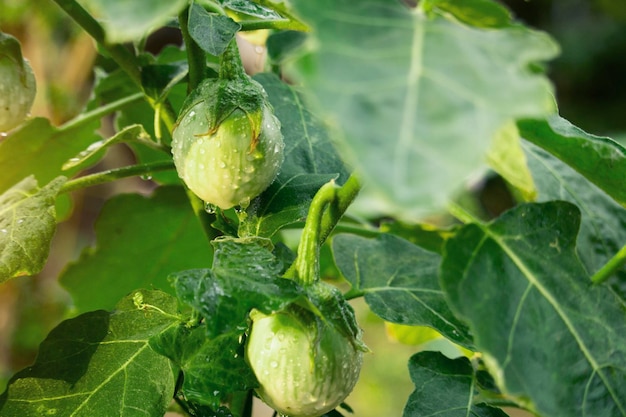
left=189, top=111, right=196, bottom=118
left=215, top=140, right=221, bottom=148
left=199, top=148, right=205, bottom=155
left=204, top=203, right=216, bottom=214
left=1, top=229, right=7, bottom=233
left=219, top=161, right=227, bottom=168
left=198, top=163, right=205, bottom=170
left=254, top=45, right=264, bottom=54
left=140, top=174, right=152, bottom=181
left=270, top=361, right=278, bottom=368
left=0, top=132, right=7, bottom=138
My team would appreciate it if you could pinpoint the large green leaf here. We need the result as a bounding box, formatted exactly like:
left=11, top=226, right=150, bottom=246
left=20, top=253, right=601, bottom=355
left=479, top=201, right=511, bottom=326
left=290, top=0, right=558, bottom=218
left=519, top=115, right=626, bottom=206
left=332, top=233, right=472, bottom=348
left=403, top=351, right=508, bottom=417
left=60, top=187, right=211, bottom=313
left=171, top=237, right=302, bottom=337
left=0, top=117, right=100, bottom=194
left=0, top=290, right=179, bottom=416
left=523, top=141, right=626, bottom=298
left=150, top=324, right=256, bottom=408
left=440, top=202, right=626, bottom=417
left=0, top=176, right=65, bottom=283
left=240, top=73, right=349, bottom=237
left=78, top=0, right=187, bottom=43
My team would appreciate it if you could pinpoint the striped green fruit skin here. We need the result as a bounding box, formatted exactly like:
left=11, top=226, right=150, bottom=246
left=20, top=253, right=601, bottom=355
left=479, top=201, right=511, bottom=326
left=246, top=307, right=362, bottom=417
left=0, top=55, right=35, bottom=132
left=172, top=101, right=283, bottom=209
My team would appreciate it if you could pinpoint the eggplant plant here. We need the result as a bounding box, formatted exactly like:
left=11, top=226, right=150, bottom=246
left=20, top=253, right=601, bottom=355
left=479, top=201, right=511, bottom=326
left=0, top=1, right=625, bottom=417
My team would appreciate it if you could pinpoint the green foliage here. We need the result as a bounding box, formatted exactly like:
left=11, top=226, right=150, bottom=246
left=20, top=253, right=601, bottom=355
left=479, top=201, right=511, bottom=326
left=60, top=187, right=211, bottom=313
left=0, top=176, right=65, bottom=282
left=0, top=290, right=180, bottom=416
left=440, top=202, right=626, bottom=416
left=289, top=0, right=559, bottom=217
left=1, top=1, right=626, bottom=417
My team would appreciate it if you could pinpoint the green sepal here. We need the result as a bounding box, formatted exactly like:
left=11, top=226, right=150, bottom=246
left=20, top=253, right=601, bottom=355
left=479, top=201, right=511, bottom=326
left=0, top=32, right=28, bottom=79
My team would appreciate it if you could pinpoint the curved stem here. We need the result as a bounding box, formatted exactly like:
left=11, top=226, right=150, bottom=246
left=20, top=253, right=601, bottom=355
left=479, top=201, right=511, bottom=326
left=285, top=180, right=339, bottom=285
left=319, top=174, right=362, bottom=244
left=59, top=161, right=175, bottom=194
left=59, top=92, right=144, bottom=132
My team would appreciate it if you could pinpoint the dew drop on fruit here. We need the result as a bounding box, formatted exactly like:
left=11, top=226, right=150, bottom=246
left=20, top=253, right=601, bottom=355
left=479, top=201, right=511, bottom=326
left=204, top=202, right=217, bottom=214
left=1, top=229, right=7, bottom=233
left=219, top=161, right=227, bottom=168
left=270, top=361, right=278, bottom=368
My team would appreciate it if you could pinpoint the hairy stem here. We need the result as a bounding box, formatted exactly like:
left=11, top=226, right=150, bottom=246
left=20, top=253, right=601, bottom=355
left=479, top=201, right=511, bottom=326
left=59, top=161, right=175, bottom=194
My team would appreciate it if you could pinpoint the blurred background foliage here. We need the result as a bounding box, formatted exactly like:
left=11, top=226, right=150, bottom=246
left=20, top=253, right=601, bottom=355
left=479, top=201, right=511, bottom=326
left=0, top=0, right=625, bottom=415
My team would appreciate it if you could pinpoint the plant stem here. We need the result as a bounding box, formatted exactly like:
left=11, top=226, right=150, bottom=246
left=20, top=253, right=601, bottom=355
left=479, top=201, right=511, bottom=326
left=591, top=244, right=626, bottom=285
left=52, top=0, right=142, bottom=86
left=285, top=180, right=340, bottom=286
left=59, top=92, right=144, bottom=132
left=179, top=6, right=207, bottom=93
left=59, top=161, right=175, bottom=194
left=219, top=39, right=248, bottom=81
left=319, top=174, right=362, bottom=244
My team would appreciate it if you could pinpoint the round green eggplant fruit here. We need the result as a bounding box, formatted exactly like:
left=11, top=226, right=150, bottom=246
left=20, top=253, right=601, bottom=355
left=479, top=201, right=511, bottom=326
left=246, top=307, right=363, bottom=417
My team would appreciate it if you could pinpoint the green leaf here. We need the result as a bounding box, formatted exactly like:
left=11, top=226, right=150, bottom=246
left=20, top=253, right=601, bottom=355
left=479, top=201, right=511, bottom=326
left=0, top=290, right=179, bottom=416
left=0, top=176, right=65, bottom=283
left=440, top=202, right=626, bottom=416
left=379, top=220, right=457, bottom=254
left=170, top=237, right=302, bottom=337
left=523, top=141, right=626, bottom=298
left=150, top=324, right=256, bottom=407
left=423, top=0, right=513, bottom=28
left=79, top=0, right=187, bottom=43
left=403, top=351, right=508, bottom=417
left=219, top=0, right=281, bottom=20
left=0, top=117, right=100, bottom=194
left=332, top=233, right=472, bottom=348
left=519, top=115, right=626, bottom=206
left=240, top=73, right=349, bottom=237
left=188, top=4, right=241, bottom=56
left=290, top=0, right=558, bottom=218
left=60, top=187, right=211, bottom=313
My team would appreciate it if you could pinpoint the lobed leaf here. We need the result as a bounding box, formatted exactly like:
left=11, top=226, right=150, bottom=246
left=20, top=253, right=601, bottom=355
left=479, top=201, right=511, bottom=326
left=60, top=187, right=211, bottom=313
left=290, top=0, right=558, bottom=218
left=440, top=201, right=626, bottom=417
left=332, top=233, right=472, bottom=348
left=171, top=237, right=302, bottom=337
left=523, top=140, right=626, bottom=299
left=0, top=290, right=180, bottom=416
left=150, top=324, right=256, bottom=407
left=403, top=351, right=508, bottom=417
left=0, top=176, right=65, bottom=283
left=519, top=115, right=626, bottom=206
